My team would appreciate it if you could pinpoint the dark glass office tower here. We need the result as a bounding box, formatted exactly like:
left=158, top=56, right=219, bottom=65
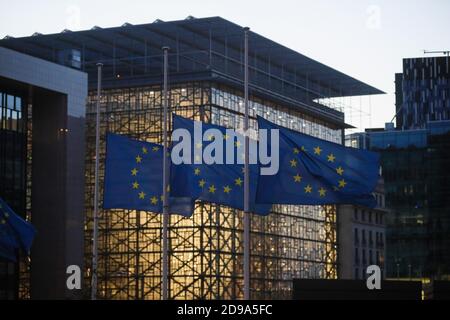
left=369, top=121, right=450, bottom=280
left=396, top=56, right=450, bottom=130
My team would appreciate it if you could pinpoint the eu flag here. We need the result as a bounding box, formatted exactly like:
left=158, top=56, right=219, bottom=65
left=0, top=198, right=36, bottom=262
left=170, top=115, right=271, bottom=215
left=256, top=117, right=380, bottom=207
left=103, top=133, right=194, bottom=217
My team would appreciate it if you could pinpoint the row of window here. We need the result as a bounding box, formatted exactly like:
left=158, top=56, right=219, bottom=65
left=0, top=92, right=24, bottom=132
left=353, top=207, right=384, bottom=225
left=354, top=247, right=382, bottom=266
left=354, top=228, right=384, bottom=248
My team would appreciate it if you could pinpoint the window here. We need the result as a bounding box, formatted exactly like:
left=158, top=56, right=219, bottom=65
left=0, top=92, right=23, bottom=132
left=354, top=208, right=358, bottom=220
left=369, top=250, right=373, bottom=265
left=368, top=212, right=372, bottom=223
left=355, top=247, right=359, bottom=264
left=362, top=210, right=366, bottom=222
left=355, top=268, right=359, bottom=279
left=362, top=229, right=366, bottom=245
left=362, top=249, right=366, bottom=264
left=354, top=228, right=359, bottom=244
left=369, top=230, right=373, bottom=246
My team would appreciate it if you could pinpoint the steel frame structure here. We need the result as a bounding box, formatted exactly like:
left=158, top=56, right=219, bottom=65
left=83, top=81, right=338, bottom=299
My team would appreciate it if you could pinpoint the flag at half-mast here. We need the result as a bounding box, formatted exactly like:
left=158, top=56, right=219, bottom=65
left=256, top=116, right=380, bottom=207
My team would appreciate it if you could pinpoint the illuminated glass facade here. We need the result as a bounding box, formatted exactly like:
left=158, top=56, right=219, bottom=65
left=83, top=82, right=339, bottom=299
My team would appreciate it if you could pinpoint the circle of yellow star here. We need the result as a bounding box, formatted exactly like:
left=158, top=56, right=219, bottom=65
left=313, top=146, right=322, bottom=155
left=194, top=168, right=201, bottom=175
left=318, top=188, right=326, bottom=197
left=142, top=147, right=148, bottom=154
left=338, top=179, right=347, bottom=188
left=293, top=174, right=302, bottom=183
left=199, top=179, right=206, bottom=188
left=327, top=154, right=336, bottom=162
left=132, top=181, right=139, bottom=189
left=196, top=142, right=203, bottom=149
left=152, top=146, right=159, bottom=152
left=223, top=134, right=230, bottom=140
left=290, top=159, right=297, bottom=167
left=208, top=185, right=216, bottom=193
left=223, top=185, right=232, bottom=193
left=301, top=146, right=307, bottom=152
left=235, top=141, right=242, bottom=148
left=304, top=185, right=312, bottom=193
left=235, top=177, right=243, bottom=186
left=293, top=148, right=300, bottom=154
left=0, top=219, right=6, bottom=224
left=336, top=166, right=344, bottom=175
left=131, top=168, right=138, bottom=176
left=150, top=196, right=158, bottom=205
left=136, top=155, right=142, bottom=163
left=138, top=191, right=146, bottom=199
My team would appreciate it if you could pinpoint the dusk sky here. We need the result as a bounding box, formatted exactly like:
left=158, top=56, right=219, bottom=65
left=1, top=0, right=449, bottom=131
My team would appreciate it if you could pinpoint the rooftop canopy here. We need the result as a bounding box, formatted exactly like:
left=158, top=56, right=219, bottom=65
left=0, top=16, right=384, bottom=127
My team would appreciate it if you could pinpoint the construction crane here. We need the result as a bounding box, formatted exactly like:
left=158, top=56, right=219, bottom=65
left=424, top=50, right=450, bottom=57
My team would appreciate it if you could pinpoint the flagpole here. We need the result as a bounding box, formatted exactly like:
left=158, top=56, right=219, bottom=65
left=243, top=27, right=251, bottom=300
left=91, top=62, right=103, bottom=300
left=162, top=46, right=170, bottom=300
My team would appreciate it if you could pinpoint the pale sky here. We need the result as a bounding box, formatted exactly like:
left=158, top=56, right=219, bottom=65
left=1, top=0, right=449, bottom=131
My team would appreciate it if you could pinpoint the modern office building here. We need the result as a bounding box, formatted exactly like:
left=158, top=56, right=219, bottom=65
left=347, top=55, right=450, bottom=281
left=349, top=123, right=450, bottom=281
left=0, top=16, right=383, bottom=299
left=0, top=46, right=87, bottom=299
left=395, top=56, right=450, bottom=130
left=370, top=121, right=450, bottom=280
left=338, top=178, right=387, bottom=280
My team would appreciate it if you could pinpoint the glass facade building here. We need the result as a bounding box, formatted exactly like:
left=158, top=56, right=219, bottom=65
left=396, top=56, right=450, bottom=130
left=0, top=17, right=382, bottom=299
left=0, top=91, right=27, bottom=299
left=358, top=121, right=450, bottom=280
left=83, top=82, right=339, bottom=299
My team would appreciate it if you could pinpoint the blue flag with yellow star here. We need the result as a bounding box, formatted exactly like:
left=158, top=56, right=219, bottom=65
left=170, top=115, right=271, bottom=215
left=256, top=117, right=379, bottom=207
left=103, top=133, right=194, bottom=217
left=0, top=197, right=36, bottom=262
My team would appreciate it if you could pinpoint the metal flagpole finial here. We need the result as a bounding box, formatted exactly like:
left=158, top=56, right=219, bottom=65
left=243, top=27, right=250, bottom=32
left=162, top=46, right=170, bottom=51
